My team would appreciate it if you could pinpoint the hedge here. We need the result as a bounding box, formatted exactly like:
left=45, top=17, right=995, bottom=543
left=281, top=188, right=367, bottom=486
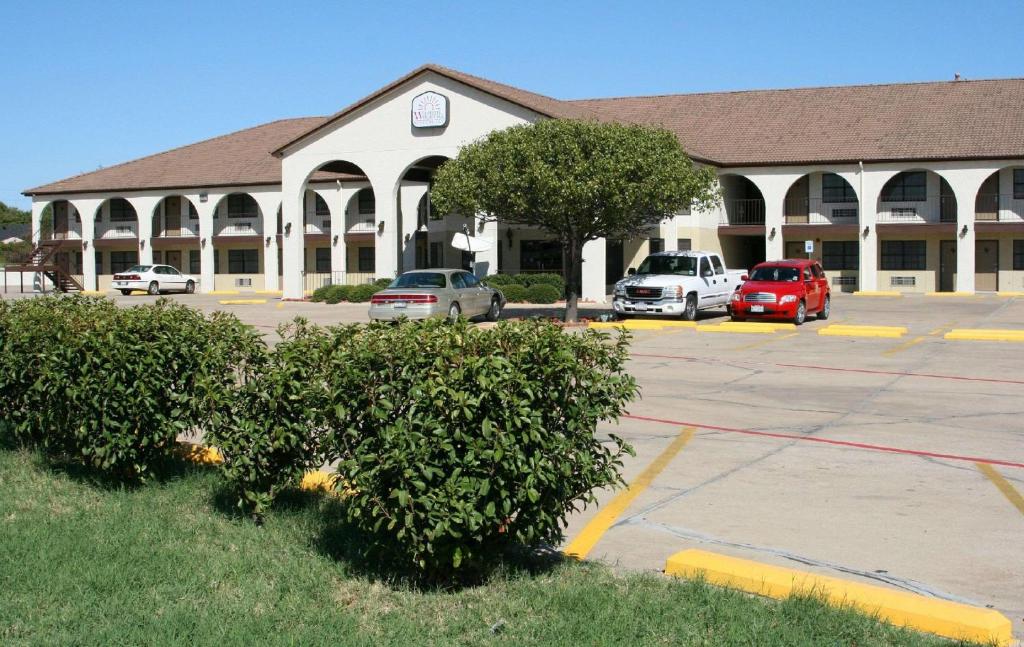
left=525, top=284, right=562, bottom=304
left=500, top=284, right=529, bottom=303
left=347, top=283, right=382, bottom=302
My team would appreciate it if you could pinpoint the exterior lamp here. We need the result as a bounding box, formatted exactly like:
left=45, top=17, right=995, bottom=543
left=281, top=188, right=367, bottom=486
left=284, top=222, right=292, bottom=236
left=404, top=233, right=411, bottom=243
left=333, top=234, right=339, bottom=245
left=769, top=227, right=776, bottom=238
left=201, top=237, right=207, bottom=247
left=378, top=221, right=385, bottom=233
left=862, top=226, right=870, bottom=238
left=960, top=225, right=969, bottom=237
left=139, top=239, right=145, bottom=249
left=265, top=236, right=271, bottom=246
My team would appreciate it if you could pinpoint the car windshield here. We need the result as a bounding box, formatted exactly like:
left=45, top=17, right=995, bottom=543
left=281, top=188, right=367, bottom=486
left=126, top=265, right=152, bottom=273
left=635, top=256, right=697, bottom=276
left=749, top=266, right=800, bottom=282
left=389, top=272, right=447, bottom=289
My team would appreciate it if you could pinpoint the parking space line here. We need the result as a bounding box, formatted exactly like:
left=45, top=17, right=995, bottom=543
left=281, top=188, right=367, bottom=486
left=977, top=463, right=1024, bottom=518
left=881, top=336, right=925, bottom=356
left=623, top=414, right=1024, bottom=470
left=563, top=426, right=695, bottom=559
left=731, top=331, right=799, bottom=351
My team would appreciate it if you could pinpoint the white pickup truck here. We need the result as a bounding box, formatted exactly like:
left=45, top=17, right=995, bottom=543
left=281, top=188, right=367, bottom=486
left=611, top=250, right=746, bottom=320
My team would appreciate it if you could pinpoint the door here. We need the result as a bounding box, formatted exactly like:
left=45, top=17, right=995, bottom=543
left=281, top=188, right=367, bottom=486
left=939, top=240, right=956, bottom=292
left=53, top=202, right=69, bottom=239
left=460, top=271, right=489, bottom=314
left=165, top=250, right=182, bottom=272
left=784, top=241, right=805, bottom=260
left=606, top=240, right=624, bottom=284
left=975, top=240, right=998, bottom=292
left=708, top=254, right=730, bottom=304
left=802, top=265, right=821, bottom=311
left=164, top=197, right=181, bottom=236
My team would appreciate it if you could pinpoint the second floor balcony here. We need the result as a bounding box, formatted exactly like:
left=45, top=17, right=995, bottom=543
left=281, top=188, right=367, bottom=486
left=719, top=199, right=765, bottom=226
left=95, top=220, right=138, bottom=239
left=214, top=219, right=263, bottom=237
left=304, top=218, right=332, bottom=236
left=877, top=196, right=957, bottom=224
left=784, top=198, right=859, bottom=225
left=975, top=194, right=1024, bottom=223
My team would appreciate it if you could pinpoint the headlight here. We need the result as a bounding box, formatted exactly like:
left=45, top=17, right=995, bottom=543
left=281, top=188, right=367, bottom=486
left=614, top=285, right=625, bottom=296
left=779, top=294, right=798, bottom=304
left=730, top=292, right=741, bottom=302
left=669, top=286, right=683, bottom=299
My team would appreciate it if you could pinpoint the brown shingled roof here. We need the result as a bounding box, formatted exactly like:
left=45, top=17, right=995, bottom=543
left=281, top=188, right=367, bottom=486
left=571, top=78, right=1024, bottom=166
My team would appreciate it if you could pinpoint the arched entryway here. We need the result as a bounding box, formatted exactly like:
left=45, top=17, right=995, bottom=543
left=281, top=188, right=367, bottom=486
left=151, top=195, right=199, bottom=273
left=718, top=174, right=766, bottom=272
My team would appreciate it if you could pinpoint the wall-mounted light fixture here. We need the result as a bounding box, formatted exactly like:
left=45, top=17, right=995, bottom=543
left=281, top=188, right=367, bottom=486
left=284, top=222, right=292, bottom=236
left=265, top=236, right=271, bottom=246
left=404, top=233, right=411, bottom=243
left=378, top=221, right=385, bottom=234
left=332, top=234, right=339, bottom=246
left=201, top=237, right=207, bottom=248
left=769, top=227, right=776, bottom=239
left=505, top=228, right=513, bottom=249
left=83, top=240, right=89, bottom=250
left=960, top=224, right=969, bottom=237
left=139, top=239, right=145, bottom=250
left=862, top=226, right=870, bottom=238
left=199, top=193, right=208, bottom=203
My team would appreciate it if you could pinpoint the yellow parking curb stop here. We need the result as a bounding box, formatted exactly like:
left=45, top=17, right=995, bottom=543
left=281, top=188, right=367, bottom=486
left=944, top=328, right=1024, bottom=342
left=819, top=324, right=907, bottom=338
left=665, top=549, right=1012, bottom=646
left=925, top=292, right=978, bottom=298
left=853, top=291, right=902, bottom=297
left=218, top=299, right=267, bottom=305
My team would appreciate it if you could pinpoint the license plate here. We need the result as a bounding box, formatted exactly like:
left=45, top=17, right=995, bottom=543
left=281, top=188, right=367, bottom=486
left=750, top=305, right=764, bottom=313
left=393, top=302, right=407, bottom=309
left=115, top=282, right=125, bottom=287
left=635, top=302, right=648, bottom=312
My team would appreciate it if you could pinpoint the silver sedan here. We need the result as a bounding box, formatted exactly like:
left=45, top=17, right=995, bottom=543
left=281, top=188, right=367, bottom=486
left=368, top=269, right=506, bottom=322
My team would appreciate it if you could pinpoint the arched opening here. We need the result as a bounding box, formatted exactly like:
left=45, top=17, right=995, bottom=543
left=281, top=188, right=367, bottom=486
left=784, top=173, right=859, bottom=225
left=92, top=197, right=139, bottom=290
left=96, top=197, right=138, bottom=240
left=151, top=195, right=198, bottom=272
left=877, top=170, right=957, bottom=224
left=975, top=167, right=1024, bottom=223
left=299, top=159, right=371, bottom=290
left=718, top=174, right=766, bottom=272
left=47, top=200, right=81, bottom=242
left=399, top=155, right=455, bottom=272
left=781, top=173, right=861, bottom=285
left=207, top=192, right=263, bottom=292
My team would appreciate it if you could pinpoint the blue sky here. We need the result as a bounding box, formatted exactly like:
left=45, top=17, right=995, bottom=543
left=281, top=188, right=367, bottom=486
left=3, top=0, right=1023, bottom=209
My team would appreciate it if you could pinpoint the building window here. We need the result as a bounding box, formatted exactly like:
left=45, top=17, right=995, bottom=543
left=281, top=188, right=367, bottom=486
left=649, top=238, right=664, bottom=254
left=880, top=172, right=927, bottom=202
left=357, top=246, right=375, bottom=272
left=1014, top=240, right=1024, bottom=270
left=228, top=249, right=259, bottom=274
left=188, top=201, right=198, bottom=219
left=1014, top=170, right=1024, bottom=200
left=227, top=194, right=258, bottom=218
left=314, top=194, right=330, bottom=217
left=357, top=189, right=375, bottom=215
left=189, top=250, right=200, bottom=274
left=109, top=250, right=138, bottom=274
left=822, top=173, right=857, bottom=203
left=822, top=241, right=859, bottom=271
left=108, top=198, right=136, bottom=222
left=152, top=251, right=163, bottom=265
left=315, top=247, right=330, bottom=273
left=95, top=250, right=103, bottom=276
left=880, top=240, right=926, bottom=270
left=429, top=241, right=443, bottom=268
left=677, top=238, right=692, bottom=251
left=520, top=240, right=563, bottom=272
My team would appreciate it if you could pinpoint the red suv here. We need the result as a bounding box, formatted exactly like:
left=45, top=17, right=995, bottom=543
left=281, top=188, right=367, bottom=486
left=729, top=259, right=831, bottom=325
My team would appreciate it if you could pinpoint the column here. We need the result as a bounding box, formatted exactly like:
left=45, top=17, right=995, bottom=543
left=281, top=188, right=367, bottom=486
left=374, top=174, right=400, bottom=280
left=321, top=186, right=348, bottom=282
left=254, top=193, right=282, bottom=293
left=581, top=237, right=607, bottom=303
left=661, top=216, right=678, bottom=252
left=398, top=182, right=429, bottom=274
left=475, top=217, right=499, bottom=278
left=30, top=201, right=45, bottom=244
left=280, top=176, right=306, bottom=299
left=72, top=199, right=101, bottom=292
left=196, top=198, right=217, bottom=294
left=764, top=193, right=785, bottom=261
left=131, top=197, right=160, bottom=266
left=954, top=186, right=976, bottom=294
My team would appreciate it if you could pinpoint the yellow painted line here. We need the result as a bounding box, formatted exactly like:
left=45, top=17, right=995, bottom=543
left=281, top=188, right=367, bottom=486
left=665, top=549, right=1012, bottom=646
left=996, top=291, right=1024, bottom=297
left=697, top=324, right=777, bottom=334
left=209, top=290, right=240, bottom=295
left=81, top=290, right=105, bottom=295
left=853, top=291, right=902, bottom=297
left=589, top=321, right=666, bottom=330
left=275, top=302, right=285, bottom=309
left=819, top=324, right=907, bottom=338
left=218, top=299, right=267, bottom=305
left=254, top=290, right=282, bottom=295
left=564, top=427, right=695, bottom=560
left=925, top=292, right=979, bottom=298
left=732, top=331, right=799, bottom=351
left=882, top=336, right=925, bottom=356
left=944, top=329, right=1024, bottom=342
left=978, top=463, right=1024, bottom=519
left=718, top=321, right=796, bottom=331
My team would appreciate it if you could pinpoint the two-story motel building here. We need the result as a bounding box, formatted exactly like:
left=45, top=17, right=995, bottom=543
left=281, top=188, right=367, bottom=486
left=22, top=64, right=1024, bottom=300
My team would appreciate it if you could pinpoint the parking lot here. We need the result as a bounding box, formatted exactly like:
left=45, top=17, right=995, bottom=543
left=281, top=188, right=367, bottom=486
left=7, top=289, right=1024, bottom=635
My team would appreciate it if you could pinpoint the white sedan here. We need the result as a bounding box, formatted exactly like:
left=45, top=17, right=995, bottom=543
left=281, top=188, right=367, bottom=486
left=112, top=264, right=197, bottom=295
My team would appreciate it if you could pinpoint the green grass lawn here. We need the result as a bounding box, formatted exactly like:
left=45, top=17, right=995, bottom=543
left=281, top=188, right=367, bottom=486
left=0, top=448, right=973, bottom=646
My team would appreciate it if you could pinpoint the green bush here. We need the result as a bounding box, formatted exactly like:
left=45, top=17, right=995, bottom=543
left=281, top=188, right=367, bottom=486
left=526, top=273, right=566, bottom=293
left=325, top=318, right=637, bottom=581
left=525, top=284, right=562, bottom=304
left=500, top=284, right=529, bottom=303
left=323, top=285, right=352, bottom=304
left=310, top=285, right=331, bottom=302
left=348, top=283, right=381, bottom=303
left=482, top=274, right=514, bottom=287
left=511, top=274, right=532, bottom=286
left=209, top=319, right=335, bottom=518
left=374, top=278, right=394, bottom=288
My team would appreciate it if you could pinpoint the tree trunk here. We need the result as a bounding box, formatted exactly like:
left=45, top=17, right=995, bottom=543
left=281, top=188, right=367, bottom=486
left=564, top=239, right=582, bottom=323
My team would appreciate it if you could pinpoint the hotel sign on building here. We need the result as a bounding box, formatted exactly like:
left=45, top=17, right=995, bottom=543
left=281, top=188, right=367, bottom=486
left=411, top=91, right=449, bottom=128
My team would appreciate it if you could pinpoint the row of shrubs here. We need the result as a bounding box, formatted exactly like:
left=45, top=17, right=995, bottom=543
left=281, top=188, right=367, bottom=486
left=0, top=296, right=637, bottom=580
left=310, top=282, right=386, bottom=304
left=311, top=274, right=566, bottom=305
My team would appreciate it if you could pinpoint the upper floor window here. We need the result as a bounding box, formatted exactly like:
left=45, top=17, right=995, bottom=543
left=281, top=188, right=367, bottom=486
left=822, top=173, right=857, bottom=203
left=357, top=188, right=375, bottom=215
left=108, top=198, right=136, bottom=222
left=227, top=194, right=258, bottom=219
left=314, top=194, right=330, bottom=217
left=649, top=238, right=664, bottom=254
left=881, top=172, right=927, bottom=202
left=1014, top=169, right=1024, bottom=200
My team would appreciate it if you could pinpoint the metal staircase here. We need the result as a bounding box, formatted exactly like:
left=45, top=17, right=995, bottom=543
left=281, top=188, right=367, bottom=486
left=3, top=238, right=83, bottom=293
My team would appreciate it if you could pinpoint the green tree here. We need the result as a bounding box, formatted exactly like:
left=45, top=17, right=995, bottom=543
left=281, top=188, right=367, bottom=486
left=430, top=119, right=719, bottom=321
left=0, top=201, right=31, bottom=226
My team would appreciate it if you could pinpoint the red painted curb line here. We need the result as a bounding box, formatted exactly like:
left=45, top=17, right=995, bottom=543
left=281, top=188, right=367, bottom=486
left=623, top=413, right=1024, bottom=470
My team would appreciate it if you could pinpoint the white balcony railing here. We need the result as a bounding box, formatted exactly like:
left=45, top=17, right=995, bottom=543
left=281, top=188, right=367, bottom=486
left=346, top=216, right=377, bottom=234
left=304, top=219, right=332, bottom=235
left=877, top=197, right=957, bottom=224
left=96, top=221, right=138, bottom=239
left=155, top=223, right=199, bottom=238
left=975, top=194, right=1024, bottom=223
left=48, top=224, right=83, bottom=240
left=214, top=220, right=262, bottom=237
left=784, top=198, right=859, bottom=225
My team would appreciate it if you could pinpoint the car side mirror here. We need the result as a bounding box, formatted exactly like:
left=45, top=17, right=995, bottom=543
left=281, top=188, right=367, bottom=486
left=740, top=274, right=749, bottom=281
left=627, top=268, right=636, bottom=276
left=702, top=270, right=714, bottom=278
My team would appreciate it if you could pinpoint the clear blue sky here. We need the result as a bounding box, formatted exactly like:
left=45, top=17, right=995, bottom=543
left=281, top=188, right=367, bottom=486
left=4, top=0, right=1023, bottom=209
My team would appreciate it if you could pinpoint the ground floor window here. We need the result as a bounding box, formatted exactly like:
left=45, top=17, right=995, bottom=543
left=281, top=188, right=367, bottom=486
left=228, top=249, right=259, bottom=274
left=649, top=238, right=664, bottom=254
left=1014, top=240, right=1024, bottom=270
left=520, top=240, right=563, bottom=272
left=189, top=250, right=200, bottom=274
left=153, top=251, right=163, bottom=265
left=822, top=241, right=859, bottom=271
left=677, top=238, right=692, bottom=251
left=357, top=246, right=375, bottom=272
left=315, top=248, right=330, bottom=273
left=110, top=251, right=139, bottom=274
left=880, top=240, right=926, bottom=270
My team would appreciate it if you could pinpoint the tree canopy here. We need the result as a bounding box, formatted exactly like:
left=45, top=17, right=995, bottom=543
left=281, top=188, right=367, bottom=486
left=0, top=201, right=31, bottom=226
left=430, top=119, right=719, bottom=321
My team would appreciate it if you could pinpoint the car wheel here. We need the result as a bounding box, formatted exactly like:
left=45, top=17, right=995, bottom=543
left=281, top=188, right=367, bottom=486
left=448, top=302, right=461, bottom=323
left=616, top=312, right=632, bottom=321
left=485, top=297, right=501, bottom=322
left=818, top=295, right=830, bottom=320
left=731, top=315, right=745, bottom=322
left=682, top=294, right=698, bottom=321
left=185, top=280, right=195, bottom=294
left=794, top=300, right=807, bottom=326
left=147, top=281, right=159, bottom=296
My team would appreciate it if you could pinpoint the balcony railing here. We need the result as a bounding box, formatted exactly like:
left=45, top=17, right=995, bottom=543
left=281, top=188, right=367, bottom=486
left=46, top=225, right=83, bottom=241
left=95, top=221, right=138, bottom=239
left=877, top=196, right=957, bottom=224
left=304, top=271, right=380, bottom=292
left=214, top=220, right=263, bottom=236
left=975, top=194, right=1024, bottom=222
left=720, top=199, right=765, bottom=226
left=783, top=198, right=859, bottom=224
left=155, top=223, right=199, bottom=238
left=304, top=219, right=332, bottom=235
left=346, top=216, right=377, bottom=234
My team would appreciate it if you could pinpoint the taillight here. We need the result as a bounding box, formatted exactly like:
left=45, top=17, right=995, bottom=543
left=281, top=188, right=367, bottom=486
left=371, top=293, right=439, bottom=304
